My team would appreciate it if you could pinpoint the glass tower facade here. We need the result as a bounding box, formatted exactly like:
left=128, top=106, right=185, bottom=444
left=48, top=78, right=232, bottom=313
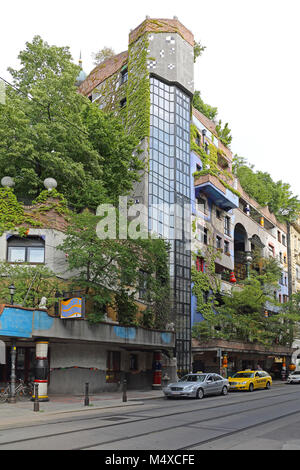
left=149, top=76, right=191, bottom=373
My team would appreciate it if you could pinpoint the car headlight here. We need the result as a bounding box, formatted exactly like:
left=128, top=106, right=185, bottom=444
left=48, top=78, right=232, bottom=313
left=184, top=385, right=196, bottom=390
left=240, top=381, right=247, bottom=385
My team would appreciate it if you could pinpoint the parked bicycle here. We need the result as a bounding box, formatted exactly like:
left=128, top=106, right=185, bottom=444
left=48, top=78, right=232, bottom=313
left=16, top=379, right=33, bottom=400
left=0, top=379, right=34, bottom=403
left=0, top=384, right=10, bottom=403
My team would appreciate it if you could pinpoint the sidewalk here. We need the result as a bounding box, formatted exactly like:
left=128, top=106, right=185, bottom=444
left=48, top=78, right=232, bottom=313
left=0, top=380, right=287, bottom=429
left=0, top=388, right=164, bottom=428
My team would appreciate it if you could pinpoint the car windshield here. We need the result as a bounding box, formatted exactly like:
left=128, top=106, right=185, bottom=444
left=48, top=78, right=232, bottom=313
left=291, top=371, right=300, bottom=375
left=179, top=374, right=206, bottom=383
left=232, top=372, right=254, bottom=378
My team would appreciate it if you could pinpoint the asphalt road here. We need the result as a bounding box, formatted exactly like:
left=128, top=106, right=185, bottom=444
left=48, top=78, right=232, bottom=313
left=1, top=384, right=300, bottom=451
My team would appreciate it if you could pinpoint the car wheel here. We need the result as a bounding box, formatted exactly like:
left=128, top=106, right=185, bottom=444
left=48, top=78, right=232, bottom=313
left=221, top=386, right=228, bottom=396
left=265, top=381, right=271, bottom=390
left=196, top=388, right=204, bottom=399
left=248, top=383, right=254, bottom=392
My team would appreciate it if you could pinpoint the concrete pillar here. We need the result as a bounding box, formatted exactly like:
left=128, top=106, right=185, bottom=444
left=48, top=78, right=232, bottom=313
left=33, top=340, right=49, bottom=402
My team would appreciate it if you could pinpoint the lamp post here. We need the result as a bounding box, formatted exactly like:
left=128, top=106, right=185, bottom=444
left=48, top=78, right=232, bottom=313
left=245, top=252, right=253, bottom=279
left=8, top=283, right=16, bottom=403
left=9, top=283, right=15, bottom=305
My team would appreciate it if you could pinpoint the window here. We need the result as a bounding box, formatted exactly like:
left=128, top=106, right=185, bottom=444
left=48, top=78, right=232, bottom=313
left=216, top=209, right=222, bottom=219
left=277, top=231, right=281, bottom=243
left=203, top=228, right=208, bottom=245
left=224, top=217, right=230, bottom=236
left=268, top=244, right=275, bottom=257
left=195, top=132, right=201, bottom=147
left=224, top=240, right=230, bottom=254
left=120, top=97, right=127, bottom=108
left=196, top=196, right=206, bottom=213
left=282, top=234, right=286, bottom=246
left=120, top=68, right=128, bottom=84
left=106, top=351, right=121, bottom=383
left=7, top=236, right=45, bottom=263
left=129, top=354, right=138, bottom=371
left=216, top=236, right=222, bottom=250
left=196, top=256, right=205, bottom=272
left=138, top=270, right=149, bottom=300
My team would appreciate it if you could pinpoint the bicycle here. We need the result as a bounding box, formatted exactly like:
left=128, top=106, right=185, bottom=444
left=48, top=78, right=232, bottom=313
left=0, top=379, right=34, bottom=403
left=15, top=379, right=33, bottom=400
left=0, top=384, right=10, bottom=403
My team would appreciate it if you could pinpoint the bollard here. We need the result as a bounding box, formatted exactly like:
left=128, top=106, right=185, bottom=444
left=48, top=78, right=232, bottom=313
left=33, top=383, right=39, bottom=412
left=122, top=379, right=127, bottom=402
left=84, top=382, right=89, bottom=406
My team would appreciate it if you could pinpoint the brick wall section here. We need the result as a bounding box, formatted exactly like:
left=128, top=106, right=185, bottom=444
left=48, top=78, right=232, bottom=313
left=23, top=200, right=69, bottom=232
left=78, top=50, right=128, bottom=97
left=129, top=18, right=195, bottom=46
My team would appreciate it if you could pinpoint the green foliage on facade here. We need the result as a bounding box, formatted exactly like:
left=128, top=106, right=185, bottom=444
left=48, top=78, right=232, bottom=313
left=191, top=124, right=240, bottom=197
left=0, top=187, right=42, bottom=236
left=126, top=34, right=151, bottom=142
left=192, top=90, right=218, bottom=121
left=192, top=253, right=299, bottom=347
left=233, top=156, right=300, bottom=222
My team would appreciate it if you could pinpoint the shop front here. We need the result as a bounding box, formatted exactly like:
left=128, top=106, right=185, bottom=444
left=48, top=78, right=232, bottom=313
left=192, top=338, right=295, bottom=379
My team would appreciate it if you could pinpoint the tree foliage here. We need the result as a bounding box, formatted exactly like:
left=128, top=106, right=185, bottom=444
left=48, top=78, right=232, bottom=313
left=91, top=47, right=115, bottom=66
left=192, top=90, right=218, bottom=121
left=58, top=210, right=171, bottom=327
left=0, top=36, right=143, bottom=210
left=192, top=250, right=298, bottom=347
left=0, top=262, right=62, bottom=309
left=233, top=156, right=300, bottom=222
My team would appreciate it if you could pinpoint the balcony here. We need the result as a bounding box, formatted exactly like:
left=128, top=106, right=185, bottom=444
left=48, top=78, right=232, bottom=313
left=194, top=173, right=239, bottom=212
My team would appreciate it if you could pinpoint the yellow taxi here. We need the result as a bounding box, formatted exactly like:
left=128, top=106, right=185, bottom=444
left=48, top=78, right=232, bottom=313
left=228, top=370, right=272, bottom=392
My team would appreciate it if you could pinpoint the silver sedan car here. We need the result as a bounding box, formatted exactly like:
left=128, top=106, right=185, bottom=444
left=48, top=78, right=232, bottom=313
left=287, top=371, right=300, bottom=384
left=163, top=373, right=229, bottom=399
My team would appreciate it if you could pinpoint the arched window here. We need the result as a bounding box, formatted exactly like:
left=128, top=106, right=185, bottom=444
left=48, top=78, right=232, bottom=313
left=7, top=235, right=45, bottom=264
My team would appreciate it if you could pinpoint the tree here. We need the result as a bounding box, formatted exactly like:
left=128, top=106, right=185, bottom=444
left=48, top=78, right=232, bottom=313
left=0, top=262, right=62, bottom=309
left=0, top=36, right=143, bottom=210
left=91, top=47, right=115, bottom=66
left=215, top=120, right=232, bottom=148
left=193, top=41, right=206, bottom=63
left=58, top=210, right=171, bottom=326
left=233, top=156, right=300, bottom=222
left=191, top=250, right=296, bottom=346
left=192, top=90, right=218, bottom=121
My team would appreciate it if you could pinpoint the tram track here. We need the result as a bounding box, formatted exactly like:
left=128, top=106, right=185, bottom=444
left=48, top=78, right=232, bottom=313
left=0, top=387, right=299, bottom=449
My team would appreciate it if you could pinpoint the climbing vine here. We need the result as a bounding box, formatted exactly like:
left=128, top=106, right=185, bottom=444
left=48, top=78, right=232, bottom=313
left=191, top=123, right=240, bottom=198
left=126, top=34, right=151, bottom=141
left=0, top=187, right=42, bottom=236
left=32, top=189, right=70, bottom=216
left=191, top=246, right=221, bottom=317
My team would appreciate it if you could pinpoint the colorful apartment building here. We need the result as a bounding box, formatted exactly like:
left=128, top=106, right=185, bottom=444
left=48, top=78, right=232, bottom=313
left=77, top=16, right=294, bottom=374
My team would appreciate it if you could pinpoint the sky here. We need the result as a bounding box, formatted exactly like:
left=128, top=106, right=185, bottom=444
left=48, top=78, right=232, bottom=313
left=1, top=0, right=300, bottom=198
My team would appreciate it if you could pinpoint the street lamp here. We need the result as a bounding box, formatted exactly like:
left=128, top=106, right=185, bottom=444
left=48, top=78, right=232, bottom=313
left=9, top=283, right=15, bottom=305
left=7, top=283, right=16, bottom=403
left=245, top=251, right=253, bottom=279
